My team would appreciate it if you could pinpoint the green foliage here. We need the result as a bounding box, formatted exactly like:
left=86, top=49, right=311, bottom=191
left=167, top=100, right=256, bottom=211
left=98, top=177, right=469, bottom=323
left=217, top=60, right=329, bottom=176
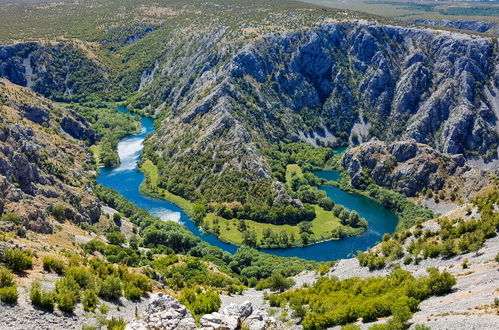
left=124, top=284, right=143, bottom=301
left=51, top=204, right=67, bottom=221
left=0, top=268, right=15, bottom=288
left=99, top=276, right=123, bottom=300
left=2, top=249, right=33, bottom=272
left=30, top=281, right=55, bottom=312
left=179, top=288, right=221, bottom=318
left=42, top=257, right=65, bottom=275
left=269, top=267, right=455, bottom=329
left=357, top=251, right=386, bottom=271
left=256, top=273, right=295, bottom=292
left=1, top=212, right=22, bottom=225
left=107, top=317, right=126, bottom=330
left=106, top=232, right=126, bottom=246
left=0, top=286, right=18, bottom=304
left=82, top=289, right=99, bottom=312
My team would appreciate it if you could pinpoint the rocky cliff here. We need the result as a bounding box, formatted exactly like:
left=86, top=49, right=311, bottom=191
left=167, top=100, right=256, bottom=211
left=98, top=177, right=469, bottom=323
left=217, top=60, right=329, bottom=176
left=342, top=139, right=492, bottom=198
left=412, top=19, right=499, bottom=35
left=0, top=41, right=111, bottom=101
left=0, top=78, right=100, bottom=233
left=138, top=21, right=498, bottom=201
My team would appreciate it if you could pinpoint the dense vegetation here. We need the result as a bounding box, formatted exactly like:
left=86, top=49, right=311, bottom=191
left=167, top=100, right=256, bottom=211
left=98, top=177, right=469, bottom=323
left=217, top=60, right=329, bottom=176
left=268, top=267, right=456, bottom=329
left=93, top=184, right=318, bottom=283
left=357, top=189, right=498, bottom=270
left=141, top=144, right=369, bottom=249
left=69, top=104, right=140, bottom=167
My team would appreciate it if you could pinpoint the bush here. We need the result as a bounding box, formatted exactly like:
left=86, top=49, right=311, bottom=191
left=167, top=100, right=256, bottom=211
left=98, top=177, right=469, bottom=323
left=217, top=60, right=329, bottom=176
left=426, top=268, right=456, bottom=296
left=106, top=232, right=126, bottom=246
left=189, top=291, right=221, bottom=316
left=256, top=273, right=295, bottom=292
left=1, top=213, right=22, bottom=224
left=57, top=290, right=77, bottom=313
left=107, top=317, right=126, bottom=330
left=124, top=284, right=142, bottom=301
left=0, top=286, right=18, bottom=303
left=51, top=205, right=66, bottom=221
left=0, top=268, right=15, bottom=288
left=64, top=266, right=95, bottom=289
left=42, top=257, right=65, bottom=275
left=82, top=289, right=99, bottom=312
left=2, top=249, right=33, bottom=272
left=99, top=276, right=122, bottom=300
left=30, top=281, right=55, bottom=312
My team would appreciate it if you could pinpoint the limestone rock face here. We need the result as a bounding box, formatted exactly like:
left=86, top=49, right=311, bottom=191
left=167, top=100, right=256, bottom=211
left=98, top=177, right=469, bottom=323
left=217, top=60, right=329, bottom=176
left=127, top=295, right=278, bottom=330
left=0, top=79, right=100, bottom=233
left=342, top=139, right=490, bottom=197
left=137, top=21, right=497, bottom=199
left=126, top=293, right=197, bottom=330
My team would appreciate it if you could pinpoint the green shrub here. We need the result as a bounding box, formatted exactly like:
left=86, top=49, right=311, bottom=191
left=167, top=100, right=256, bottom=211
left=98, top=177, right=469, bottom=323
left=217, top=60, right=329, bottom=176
left=51, top=205, right=66, bottom=221
left=256, top=273, right=295, bottom=292
left=30, top=281, right=55, bottom=312
left=107, top=317, right=126, bottom=330
left=57, top=290, right=77, bottom=313
left=42, top=257, right=65, bottom=275
left=64, top=266, right=95, bottom=289
left=0, top=268, right=15, bottom=288
left=426, top=268, right=456, bottom=296
left=99, top=276, right=122, bottom=300
left=106, top=232, right=125, bottom=246
left=82, top=289, right=99, bottom=312
left=124, top=284, right=142, bottom=301
left=0, top=286, right=18, bottom=303
left=189, top=291, right=221, bottom=316
left=1, top=213, right=22, bottom=224
left=2, top=249, right=33, bottom=271
left=55, top=276, right=80, bottom=299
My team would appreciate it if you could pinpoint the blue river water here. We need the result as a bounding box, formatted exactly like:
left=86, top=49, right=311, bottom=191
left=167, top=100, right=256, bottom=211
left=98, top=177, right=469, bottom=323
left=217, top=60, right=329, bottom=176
left=97, top=114, right=398, bottom=261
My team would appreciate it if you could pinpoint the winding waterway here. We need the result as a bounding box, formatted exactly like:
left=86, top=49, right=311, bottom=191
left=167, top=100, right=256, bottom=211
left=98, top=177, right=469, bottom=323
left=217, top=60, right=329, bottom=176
left=98, top=114, right=398, bottom=261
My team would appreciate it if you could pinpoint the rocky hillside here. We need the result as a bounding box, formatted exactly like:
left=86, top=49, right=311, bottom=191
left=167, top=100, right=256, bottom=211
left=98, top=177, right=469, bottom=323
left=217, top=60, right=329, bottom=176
left=412, top=19, right=499, bottom=35
left=0, top=78, right=100, bottom=234
left=0, top=1, right=497, bottom=206
left=0, top=41, right=112, bottom=102
left=140, top=20, right=498, bottom=204
left=342, top=139, right=492, bottom=199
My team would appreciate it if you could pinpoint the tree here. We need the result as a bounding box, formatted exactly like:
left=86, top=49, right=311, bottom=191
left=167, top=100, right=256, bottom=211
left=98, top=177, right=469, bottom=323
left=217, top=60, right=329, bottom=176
left=319, top=197, right=334, bottom=211
left=106, top=232, right=125, bottom=246
left=242, top=230, right=257, bottom=247
left=298, top=221, right=313, bottom=234
left=192, top=204, right=207, bottom=224
left=237, top=219, right=247, bottom=232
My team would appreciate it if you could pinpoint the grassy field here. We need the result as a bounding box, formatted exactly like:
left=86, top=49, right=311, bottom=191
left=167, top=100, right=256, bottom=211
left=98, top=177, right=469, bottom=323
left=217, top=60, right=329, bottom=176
left=203, top=203, right=346, bottom=246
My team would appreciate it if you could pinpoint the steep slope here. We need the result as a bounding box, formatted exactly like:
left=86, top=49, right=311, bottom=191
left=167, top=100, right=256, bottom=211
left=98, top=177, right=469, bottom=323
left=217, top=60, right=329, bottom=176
left=139, top=21, right=498, bottom=205
left=342, top=139, right=492, bottom=199
left=0, top=78, right=100, bottom=233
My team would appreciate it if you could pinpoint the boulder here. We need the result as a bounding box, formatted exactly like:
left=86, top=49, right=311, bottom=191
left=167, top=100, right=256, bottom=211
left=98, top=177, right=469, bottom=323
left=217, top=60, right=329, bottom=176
left=125, top=293, right=196, bottom=330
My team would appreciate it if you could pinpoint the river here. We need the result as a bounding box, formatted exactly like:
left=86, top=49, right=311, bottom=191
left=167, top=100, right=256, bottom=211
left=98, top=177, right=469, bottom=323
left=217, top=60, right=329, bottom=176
left=97, top=113, right=398, bottom=261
